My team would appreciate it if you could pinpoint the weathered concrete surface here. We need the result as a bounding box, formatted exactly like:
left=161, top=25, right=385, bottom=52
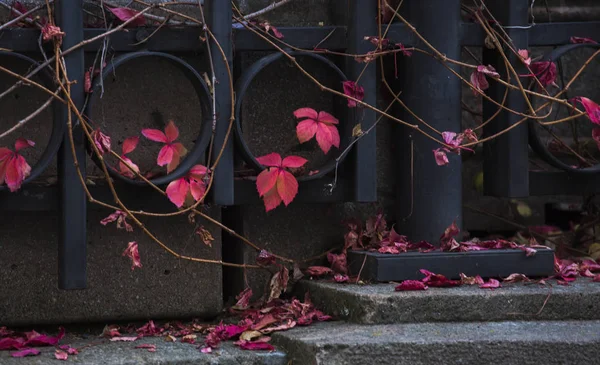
left=0, top=209, right=223, bottom=326
left=0, top=336, right=287, bottom=365
left=272, top=321, right=600, bottom=365
left=298, top=280, right=600, bottom=324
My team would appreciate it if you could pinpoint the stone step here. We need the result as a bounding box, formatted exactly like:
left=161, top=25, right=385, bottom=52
left=0, top=337, right=287, bottom=365
left=272, top=320, right=600, bottom=365
left=298, top=279, right=600, bottom=324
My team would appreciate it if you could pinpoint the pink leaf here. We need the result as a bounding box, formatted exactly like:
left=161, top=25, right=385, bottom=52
left=318, top=111, right=339, bottom=125
left=315, top=123, right=336, bottom=154
left=11, top=348, right=41, bottom=358
left=593, top=274, right=600, bottom=282
left=262, top=186, right=283, bottom=212
left=293, top=108, right=318, bottom=120
left=470, top=69, right=489, bottom=95
left=305, top=266, right=333, bottom=277
left=460, top=273, right=484, bottom=285
left=84, top=69, right=92, bottom=93
left=282, top=156, right=308, bottom=168
left=41, top=24, right=65, bottom=43
left=14, top=138, right=34, bottom=152
left=123, top=241, right=142, bottom=270
left=166, top=178, right=189, bottom=208
left=237, top=340, right=275, bottom=351
left=189, top=179, right=207, bottom=202
left=518, top=49, right=531, bottom=66
left=107, top=7, right=146, bottom=27
left=142, top=128, right=168, bottom=143
left=276, top=170, right=299, bottom=206
left=189, top=164, right=208, bottom=180
left=503, top=273, right=530, bottom=283
left=256, top=152, right=283, bottom=167
left=92, top=129, right=111, bottom=155
left=395, top=280, right=428, bottom=291
left=59, top=345, right=79, bottom=355
left=342, top=81, right=365, bottom=108
left=296, top=119, right=318, bottom=143
left=122, top=136, right=139, bottom=155
left=5, top=154, right=30, bottom=192
left=233, top=288, right=253, bottom=309
left=135, top=344, right=156, bottom=352
left=157, top=145, right=174, bottom=167
left=334, top=274, right=349, bottom=283
left=433, top=148, right=449, bottom=166
left=269, top=26, right=284, bottom=39
left=256, top=250, right=276, bottom=267
left=55, top=349, right=68, bottom=360
left=570, top=36, right=597, bottom=44
left=522, top=61, right=557, bottom=87
left=477, top=65, right=500, bottom=78
left=378, top=246, right=400, bottom=254
left=22, top=327, right=65, bottom=347
left=119, top=156, right=139, bottom=179
left=573, top=97, right=600, bottom=125
left=420, top=269, right=461, bottom=287
left=164, top=120, right=179, bottom=143
left=256, top=168, right=279, bottom=197
left=327, top=252, right=348, bottom=274
left=592, top=128, right=600, bottom=150
left=479, top=278, right=501, bottom=289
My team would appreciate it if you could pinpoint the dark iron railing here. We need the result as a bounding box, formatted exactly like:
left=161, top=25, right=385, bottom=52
left=0, top=0, right=598, bottom=286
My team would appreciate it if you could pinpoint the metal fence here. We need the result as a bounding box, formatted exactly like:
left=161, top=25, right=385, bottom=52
left=0, top=0, right=599, bottom=287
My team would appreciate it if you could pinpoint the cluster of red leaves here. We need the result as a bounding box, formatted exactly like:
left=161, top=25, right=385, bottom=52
left=554, top=256, right=600, bottom=284
left=0, top=326, right=73, bottom=360
left=394, top=270, right=500, bottom=291
left=0, top=138, right=34, bottom=192
left=95, top=290, right=330, bottom=354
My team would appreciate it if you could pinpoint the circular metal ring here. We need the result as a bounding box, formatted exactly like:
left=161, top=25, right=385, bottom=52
left=0, top=51, right=63, bottom=191
left=528, top=43, right=600, bottom=174
left=234, top=51, right=351, bottom=182
left=84, top=51, right=213, bottom=186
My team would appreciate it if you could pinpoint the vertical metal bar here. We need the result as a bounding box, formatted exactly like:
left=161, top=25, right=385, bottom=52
left=347, top=0, right=377, bottom=202
left=482, top=0, right=529, bottom=197
left=55, top=0, right=87, bottom=289
left=394, top=0, right=462, bottom=243
left=205, top=0, right=234, bottom=205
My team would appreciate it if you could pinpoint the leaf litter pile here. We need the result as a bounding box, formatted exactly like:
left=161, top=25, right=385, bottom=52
left=0, top=290, right=330, bottom=359
left=302, top=214, right=600, bottom=290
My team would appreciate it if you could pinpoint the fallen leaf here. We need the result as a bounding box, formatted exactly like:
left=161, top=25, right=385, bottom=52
left=240, top=330, right=262, bottom=342
left=395, top=280, right=428, bottom=291
left=11, top=348, right=40, bottom=358
left=55, top=349, right=68, bottom=360
left=479, top=278, right=501, bottom=289
left=135, top=344, right=157, bottom=352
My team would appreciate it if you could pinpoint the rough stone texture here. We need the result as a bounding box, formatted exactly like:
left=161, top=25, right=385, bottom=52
left=0, top=208, right=223, bottom=326
left=298, top=280, right=600, bottom=324
left=0, top=335, right=287, bottom=365
left=272, top=321, right=600, bottom=365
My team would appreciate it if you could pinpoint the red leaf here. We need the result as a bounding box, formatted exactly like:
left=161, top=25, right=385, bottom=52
left=293, top=108, right=318, bottom=120
left=282, top=155, right=308, bottom=169
left=460, top=273, right=484, bottom=285
left=84, top=69, right=92, bottom=93
left=189, top=178, right=207, bottom=202
left=92, top=129, right=111, bottom=155
left=378, top=246, right=400, bottom=254
left=592, top=128, right=600, bottom=150
left=256, top=152, right=283, bottom=167
left=268, top=267, right=289, bottom=302
left=167, top=143, right=187, bottom=173
left=477, top=65, right=500, bottom=78
left=119, top=156, right=139, bottom=178
left=41, top=24, right=65, bottom=43
left=479, top=278, right=501, bottom=289
left=122, top=136, right=139, bottom=155
left=233, top=288, right=253, bottom=310
left=252, top=315, right=278, bottom=331
left=315, top=123, right=339, bottom=154
left=108, top=7, right=146, bottom=27
left=142, top=129, right=167, bottom=143
left=269, top=26, right=284, bottom=39
left=573, top=97, right=600, bottom=125
left=54, top=349, right=68, bottom=360
left=522, top=61, right=557, bottom=87
left=11, top=348, right=40, bottom=358
left=570, top=36, right=597, bottom=44
left=334, top=274, right=349, bottom=283
left=237, top=340, right=275, bottom=351
left=305, top=266, right=333, bottom=277
left=433, top=148, right=449, bottom=166
left=0, top=338, right=23, bottom=350
left=100, top=210, right=133, bottom=232
left=318, top=111, right=339, bottom=125
left=22, top=327, right=65, bottom=347
left=135, top=344, right=156, bottom=352
left=14, top=138, right=34, bottom=152
left=420, top=269, right=461, bottom=287
left=276, top=170, right=299, bottom=206
left=342, top=81, right=365, bottom=108
left=164, top=120, right=179, bottom=143
left=593, top=274, right=600, bottom=282
left=470, top=69, right=489, bottom=95
left=256, top=250, right=277, bottom=267
left=262, top=186, right=283, bottom=212
left=59, top=345, right=79, bottom=355
left=157, top=145, right=175, bottom=167
left=296, top=119, right=318, bottom=143
left=395, top=280, right=428, bottom=291
left=503, top=273, right=530, bottom=283
left=327, top=252, right=348, bottom=274
left=518, top=49, right=531, bottom=66
left=166, top=178, right=189, bottom=208
left=122, top=241, right=142, bottom=270
left=256, top=168, right=279, bottom=197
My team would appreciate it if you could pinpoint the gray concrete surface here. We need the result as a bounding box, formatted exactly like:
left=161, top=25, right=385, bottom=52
left=298, top=279, right=600, bottom=324
left=272, top=320, right=600, bottom=365
left=0, top=335, right=287, bottom=364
